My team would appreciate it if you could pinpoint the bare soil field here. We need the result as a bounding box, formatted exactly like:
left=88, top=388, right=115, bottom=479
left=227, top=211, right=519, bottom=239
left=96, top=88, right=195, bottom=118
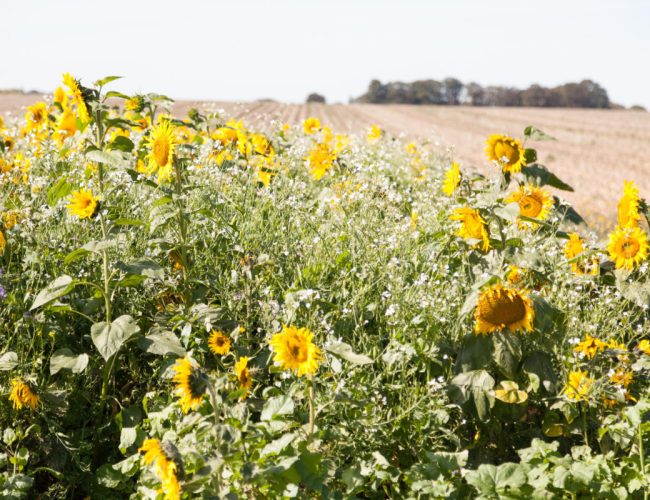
left=3, top=93, right=650, bottom=228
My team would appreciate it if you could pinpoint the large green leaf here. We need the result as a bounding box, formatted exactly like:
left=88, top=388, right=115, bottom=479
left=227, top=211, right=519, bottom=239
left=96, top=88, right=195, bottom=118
left=448, top=369, right=495, bottom=421
left=325, top=342, right=373, bottom=365
left=466, top=462, right=528, bottom=498
left=0, top=352, right=18, bottom=371
left=261, top=395, right=295, bottom=421
left=522, top=164, right=573, bottom=192
left=91, top=315, right=140, bottom=361
left=492, top=332, right=522, bottom=378
left=524, top=126, right=557, bottom=141
left=137, top=329, right=185, bottom=357
left=30, top=275, right=75, bottom=310
left=50, top=348, right=89, bottom=374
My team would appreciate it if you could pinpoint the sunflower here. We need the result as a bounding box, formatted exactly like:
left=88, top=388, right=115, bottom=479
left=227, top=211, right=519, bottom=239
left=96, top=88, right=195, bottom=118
left=53, top=107, right=78, bottom=145
left=307, top=141, right=336, bottom=180
left=449, top=207, right=490, bottom=251
left=9, top=379, right=39, bottom=410
left=505, top=184, right=553, bottom=228
left=62, top=73, right=90, bottom=122
left=617, top=181, right=641, bottom=228
left=207, top=330, right=231, bottom=356
left=0, top=230, right=5, bottom=255
left=140, top=439, right=182, bottom=500
left=474, top=283, right=535, bottom=335
left=442, top=162, right=461, bottom=196
left=234, top=356, right=253, bottom=398
left=53, top=86, right=68, bottom=108
left=67, top=189, right=98, bottom=219
left=563, top=370, right=593, bottom=401
left=367, top=124, right=382, bottom=142
left=269, top=325, right=322, bottom=377
left=23, top=102, right=49, bottom=133
left=637, top=339, right=650, bottom=355
left=607, top=225, right=649, bottom=270
left=125, top=95, right=145, bottom=113
left=506, top=265, right=523, bottom=285
left=303, top=117, right=321, bottom=135
left=485, top=134, right=526, bottom=174
left=145, top=121, right=176, bottom=183
left=574, top=334, right=607, bottom=359
left=171, top=357, right=207, bottom=414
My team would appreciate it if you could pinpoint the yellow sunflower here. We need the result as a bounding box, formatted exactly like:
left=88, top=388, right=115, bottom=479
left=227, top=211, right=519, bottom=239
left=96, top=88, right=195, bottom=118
left=53, top=107, right=78, bottom=145
left=303, top=117, right=321, bottom=135
left=563, top=370, right=593, bottom=401
left=637, top=339, right=650, bottom=355
left=617, top=180, right=641, bottom=228
left=573, top=334, right=607, bottom=359
left=307, top=141, right=336, bottom=180
left=53, top=86, right=68, bottom=108
left=140, top=439, right=182, bottom=500
left=171, top=357, right=207, bottom=414
left=0, top=230, right=6, bottom=255
left=145, top=120, right=176, bottom=183
left=442, top=162, right=461, bottom=196
left=607, top=225, right=649, bottom=270
left=474, top=283, right=535, bottom=335
left=234, top=356, right=253, bottom=398
left=449, top=207, right=490, bottom=251
left=506, top=265, right=524, bottom=285
left=505, top=184, right=553, bottom=228
left=67, top=189, right=98, bottom=219
left=367, top=124, right=382, bottom=142
left=23, top=102, right=49, bottom=133
left=207, top=330, right=231, bottom=356
left=485, top=134, right=526, bottom=174
left=269, top=325, right=322, bottom=377
left=9, top=379, right=39, bottom=410
left=62, top=73, right=90, bottom=122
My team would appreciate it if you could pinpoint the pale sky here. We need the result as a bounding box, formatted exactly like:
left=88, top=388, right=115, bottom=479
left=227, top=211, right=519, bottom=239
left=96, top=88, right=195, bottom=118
left=3, top=0, right=649, bottom=107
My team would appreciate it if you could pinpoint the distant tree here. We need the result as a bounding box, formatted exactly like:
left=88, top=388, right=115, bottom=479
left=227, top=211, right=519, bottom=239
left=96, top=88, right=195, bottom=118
left=443, top=78, right=464, bottom=105
left=521, top=84, right=549, bottom=107
left=464, top=82, right=485, bottom=106
left=306, top=93, right=326, bottom=104
left=630, top=104, right=647, bottom=111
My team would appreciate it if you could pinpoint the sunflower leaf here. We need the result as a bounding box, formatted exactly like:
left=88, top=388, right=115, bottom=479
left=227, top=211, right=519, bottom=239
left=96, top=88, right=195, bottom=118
left=524, top=126, right=557, bottom=141
left=325, top=342, right=373, bottom=365
left=91, top=315, right=140, bottom=361
left=50, top=348, right=89, bottom=375
left=30, top=275, right=75, bottom=310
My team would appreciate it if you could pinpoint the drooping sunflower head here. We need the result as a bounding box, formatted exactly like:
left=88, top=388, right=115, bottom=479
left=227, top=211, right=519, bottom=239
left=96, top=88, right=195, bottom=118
left=505, top=184, right=553, bottom=228
left=9, top=379, right=39, bottom=410
left=24, top=102, right=49, bottom=132
left=474, top=283, right=535, bottom=335
left=449, top=207, right=490, bottom=251
left=67, top=189, right=98, bottom=219
left=125, top=95, right=145, bottom=113
left=207, top=330, right=231, bottom=356
left=442, top=162, right=461, bottom=196
left=139, top=439, right=183, bottom=499
left=607, top=225, right=649, bottom=270
left=145, top=120, right=176, bottom=183
left=303, top=117, right=321, bottom=135
left=617, top=180, right=641, bottom=228
left=234, top=356, right=253, bottom=398
left=269, top=325, right=322, bottom=377
left=563, top=370, right=593, bottom=401
left=62, top=73, right=90, bottom=122
left=171, top=357, right=208, bottom=414
left=485, top=134, right=526, bottom=174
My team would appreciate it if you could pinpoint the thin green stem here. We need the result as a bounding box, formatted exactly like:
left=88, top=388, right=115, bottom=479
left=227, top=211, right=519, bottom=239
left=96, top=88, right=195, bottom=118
left=308, top=375, right=315, bottom=440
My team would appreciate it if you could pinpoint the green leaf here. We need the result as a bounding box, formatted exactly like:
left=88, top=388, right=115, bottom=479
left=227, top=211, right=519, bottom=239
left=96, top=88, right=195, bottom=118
left=494, top=202, right=521, bottom=223
left=522, top=164, right=573, bottom=192
left=0, top=352, right=18, bottom=371
left=261, top=395, right=295, bottom=421
left=91, top=315, right=140, bottom=361
left=94, top=75, right=122, bottom=87
left=137, top=329, right=186, bottom=357
left=64, top=247, right=91, bottom=265
left=456, top=334, right=493, bottom=372
left=523, top=351, right=557, bottom=393
left=47, top=178, right=73, bottom=207
left=116, top=258, right=164, bottom=280
left=107, top=135, right=134, bottom=152
left=82, top=237, right=125, bottom=254
left=448, top=369, right=495, bottom=421
left=50, top=348, right=89, bottom=374
left=105, top=91, right=130, bottom=100
left=524, top=126, right=557, bottom=141
left=96, top=463, right=125, bottom=489
left=260, top=433, right=296, bottom=458
left=466, top=462, right=527, bottom=497
left=325, top=342, right=373, bottom=365
left=492, top=332, right=522, bottom=378
left=30, top=275, right=75, bottom=310
left=85, top=149, right=129, bottom=168
left=524, top=148, right=537, bottom=164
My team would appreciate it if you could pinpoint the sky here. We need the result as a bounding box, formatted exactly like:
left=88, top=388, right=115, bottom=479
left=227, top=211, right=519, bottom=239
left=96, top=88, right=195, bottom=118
left=2, top=0, right=649, bottom=107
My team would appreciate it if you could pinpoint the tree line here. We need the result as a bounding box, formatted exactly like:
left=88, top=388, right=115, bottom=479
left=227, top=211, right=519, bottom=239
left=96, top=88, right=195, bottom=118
left=353, top=78, right=613, bottom=108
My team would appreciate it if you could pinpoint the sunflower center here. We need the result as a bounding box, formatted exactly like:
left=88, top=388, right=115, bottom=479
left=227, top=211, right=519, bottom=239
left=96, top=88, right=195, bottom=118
left=289, top=342, right=308, bottom=363
left=494, top=141, right=518, bottom=165
left=620, top=237, right=640, bottom=258
left=79, top=198, right=91, bottom=209
left=479, top=291, right=526, bottom=326
left=189, top=370, right=207, bottom=398
left=519, top=195, right=542, bottom=218
left=153, top=137, right=170, bottom=166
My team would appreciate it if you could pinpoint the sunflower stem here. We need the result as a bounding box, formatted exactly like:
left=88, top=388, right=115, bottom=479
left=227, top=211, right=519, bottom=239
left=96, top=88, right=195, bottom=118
left=308, top=375, right=315, bottom=440
left=581, top=403, right=589, bottom=446
left=173, top=158, right=189, bottom=282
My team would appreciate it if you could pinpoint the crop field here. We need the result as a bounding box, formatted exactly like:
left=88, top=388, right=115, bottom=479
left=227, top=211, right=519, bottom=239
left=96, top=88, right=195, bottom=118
left=0, top=76, right=649, bottom=498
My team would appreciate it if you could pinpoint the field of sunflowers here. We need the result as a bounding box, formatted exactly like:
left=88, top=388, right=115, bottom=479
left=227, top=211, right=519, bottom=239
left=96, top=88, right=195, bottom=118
left=0, top=74, right=648, bottom=499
